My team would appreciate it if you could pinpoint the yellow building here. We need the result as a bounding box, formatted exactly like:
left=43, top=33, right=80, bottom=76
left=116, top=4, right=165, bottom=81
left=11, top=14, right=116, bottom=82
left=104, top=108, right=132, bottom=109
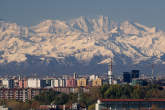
left=77, top=78, right=87, bottom=87
left=92, top=78, right=102, bottom=86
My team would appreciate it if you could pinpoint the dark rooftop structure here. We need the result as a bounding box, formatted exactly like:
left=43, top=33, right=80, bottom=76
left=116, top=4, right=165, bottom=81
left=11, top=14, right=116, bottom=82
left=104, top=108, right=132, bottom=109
left=96, top=99, right=165, bottom=110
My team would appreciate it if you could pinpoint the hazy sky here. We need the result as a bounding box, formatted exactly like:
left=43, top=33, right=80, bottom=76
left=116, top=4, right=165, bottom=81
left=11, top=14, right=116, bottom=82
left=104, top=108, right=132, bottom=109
left=1, top=0, right=165, bottom=30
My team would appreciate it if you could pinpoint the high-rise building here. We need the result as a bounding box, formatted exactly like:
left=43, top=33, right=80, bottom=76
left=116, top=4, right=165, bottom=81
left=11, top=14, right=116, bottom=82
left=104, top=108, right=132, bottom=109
left=40, top=79, right=52, bottom=88
left=27, top=78, right=41, bottom=88
left=66, top=79, right=77, bottom=87
left=92, top=78, right=102, bottom=86
left=19, top=79, right=28, bottom=88
left=89, top=75, right=98, bottom=81
left=123, top=70, right=140, bottom=83
left=59, top=79, right=66, bottom=87
left=123, top=72, right=131, bottom=83
left=131, top=70, right=140, bottom=79
left=51, top=79, right=59, bottom=87
left=77, top=78, right=87, bottom=87
left=2, top=79, right=14, bottom=88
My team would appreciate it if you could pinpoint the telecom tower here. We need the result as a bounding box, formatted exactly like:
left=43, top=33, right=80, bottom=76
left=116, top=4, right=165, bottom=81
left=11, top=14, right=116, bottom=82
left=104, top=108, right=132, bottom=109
left=152, top=63, right=154, bottom=80
left=108, top=58, right=113, bottom=85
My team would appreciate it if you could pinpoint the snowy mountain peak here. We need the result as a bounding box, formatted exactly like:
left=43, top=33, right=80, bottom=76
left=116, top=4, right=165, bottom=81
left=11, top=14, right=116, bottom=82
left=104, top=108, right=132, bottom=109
left=0, top=16, right=165, bottom=74
left=31, top=19, right=69, bottom=33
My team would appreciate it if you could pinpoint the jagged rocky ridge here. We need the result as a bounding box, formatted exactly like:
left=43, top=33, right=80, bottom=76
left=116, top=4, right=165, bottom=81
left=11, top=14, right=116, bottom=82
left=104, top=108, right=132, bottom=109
left=0, top=16, right=165, bottom=74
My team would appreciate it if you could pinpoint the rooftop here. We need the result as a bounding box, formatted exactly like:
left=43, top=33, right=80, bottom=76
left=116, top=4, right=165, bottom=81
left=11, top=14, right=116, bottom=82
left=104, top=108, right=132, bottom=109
left=100, top=99, right=165, bottom=102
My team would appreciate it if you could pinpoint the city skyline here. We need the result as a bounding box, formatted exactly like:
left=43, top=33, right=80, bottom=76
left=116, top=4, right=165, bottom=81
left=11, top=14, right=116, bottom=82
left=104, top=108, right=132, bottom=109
left=1, top=1, right=165, bottom=110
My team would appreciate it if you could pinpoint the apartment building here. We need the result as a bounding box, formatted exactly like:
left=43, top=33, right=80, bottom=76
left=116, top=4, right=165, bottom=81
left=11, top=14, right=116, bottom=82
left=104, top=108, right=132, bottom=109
left=18, top=79, right=28, bottom=88
left=27, top=78, right=41, bottom=88
left=2, top=79, right=14, bottom=88
left=0, top=88, right=45, bottom=102
left=92, top=78, right=102, bottom=86
left=77, top=78, right=87, bottom=87
left=66, top=79, right=77, bottom=87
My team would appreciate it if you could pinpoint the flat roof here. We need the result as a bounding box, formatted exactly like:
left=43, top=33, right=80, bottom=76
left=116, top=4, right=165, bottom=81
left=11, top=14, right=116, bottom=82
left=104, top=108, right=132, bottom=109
left=100, top=99, right=165, bottom=102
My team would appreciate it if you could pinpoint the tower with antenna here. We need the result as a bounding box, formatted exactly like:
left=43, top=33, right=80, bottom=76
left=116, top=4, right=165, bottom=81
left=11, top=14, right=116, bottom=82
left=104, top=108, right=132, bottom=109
left=152, top=63, right=154, bottom=80
left=108, top=58, right=113, bottom=85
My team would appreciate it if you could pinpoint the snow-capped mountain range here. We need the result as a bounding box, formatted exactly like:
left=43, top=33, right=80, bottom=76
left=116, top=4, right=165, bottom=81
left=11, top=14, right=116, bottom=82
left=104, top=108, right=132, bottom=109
left=0, top=16, right=165, bottom=74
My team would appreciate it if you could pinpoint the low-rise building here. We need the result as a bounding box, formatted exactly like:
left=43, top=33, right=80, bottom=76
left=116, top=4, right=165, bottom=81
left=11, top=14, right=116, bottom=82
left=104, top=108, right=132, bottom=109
left=0, top=106, right=11, bottom=110
left=95, top=99, right=165, bottom=110
left=0, top=88, right=46, bottom=102
left=53, top=87, right=79, bottom=94
left=131, top=79, right=148, bottom=86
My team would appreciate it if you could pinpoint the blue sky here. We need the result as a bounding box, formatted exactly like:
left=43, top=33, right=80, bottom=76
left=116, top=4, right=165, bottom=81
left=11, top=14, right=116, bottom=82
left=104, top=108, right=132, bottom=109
left=1, top=0, right=165, bottom=30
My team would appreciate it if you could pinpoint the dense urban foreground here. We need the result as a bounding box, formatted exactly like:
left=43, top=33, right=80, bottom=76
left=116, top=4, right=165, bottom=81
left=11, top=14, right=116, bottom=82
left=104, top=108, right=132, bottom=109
left=1, top=70, right=165, bottom=110
left=1, top=84, right=165, bottom=110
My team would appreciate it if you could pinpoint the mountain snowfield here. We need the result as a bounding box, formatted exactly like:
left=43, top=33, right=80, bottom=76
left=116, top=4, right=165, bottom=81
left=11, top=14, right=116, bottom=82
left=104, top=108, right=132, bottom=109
left=0, top=16, right=165, bottom=74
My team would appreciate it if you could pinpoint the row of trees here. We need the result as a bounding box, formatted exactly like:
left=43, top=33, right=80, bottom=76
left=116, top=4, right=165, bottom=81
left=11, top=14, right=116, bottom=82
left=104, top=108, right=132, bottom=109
left=34, top=90, right=70, bottom=105
left=101, top=84, right=165, bottom=99
left=33, top=87, right=101, bottom=106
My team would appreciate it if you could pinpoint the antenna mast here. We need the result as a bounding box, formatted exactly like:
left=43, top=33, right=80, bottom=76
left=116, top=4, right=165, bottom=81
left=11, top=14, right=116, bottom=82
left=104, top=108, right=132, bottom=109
left=152, top=63, right=154, bottom=80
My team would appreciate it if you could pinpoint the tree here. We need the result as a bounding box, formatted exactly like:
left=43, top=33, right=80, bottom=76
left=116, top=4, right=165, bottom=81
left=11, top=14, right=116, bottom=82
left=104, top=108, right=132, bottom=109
left=21, top=102, right=31, bottom=110
left=131, top=85, right=145, bottom=99
left=7, top=100, right=22, bottom=110
left=53, top=93, right=69, bottom=105
left=88, top=104, right=95, bottom=110
left=68, top=93, right=78, bottom=104
left=100, top=84, right=109, bottom=98
left=34, top=90, right=60, bottom=104
left=31, top=101, right=40, bottom=110
left=151, top=104, right=159, bottom=110
left=121, top=84, right=133, bottom=98
left=104, top=85, right=124, bottom=99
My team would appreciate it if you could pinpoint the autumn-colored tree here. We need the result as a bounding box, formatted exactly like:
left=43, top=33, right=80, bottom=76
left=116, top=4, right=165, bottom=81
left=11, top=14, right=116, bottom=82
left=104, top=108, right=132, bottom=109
left=31, top=101, right=40, bottom=110
left=7, top=100, right=22, bottom=110
left=21, top=102, right=31, bottom=110
left=151, top=104, right=159, bottom=110
left=88, top=104, right=95, bottom=110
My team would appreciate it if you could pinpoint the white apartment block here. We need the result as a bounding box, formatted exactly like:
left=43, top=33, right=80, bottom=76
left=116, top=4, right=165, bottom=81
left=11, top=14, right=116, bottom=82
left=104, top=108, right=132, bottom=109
left=59, top=79, right=66, bottom=87
left=51, top=79, right=59, bottom=87
left=27, top=78, right=41, bottom=88
left=2, top=79, right=14, bottom=88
